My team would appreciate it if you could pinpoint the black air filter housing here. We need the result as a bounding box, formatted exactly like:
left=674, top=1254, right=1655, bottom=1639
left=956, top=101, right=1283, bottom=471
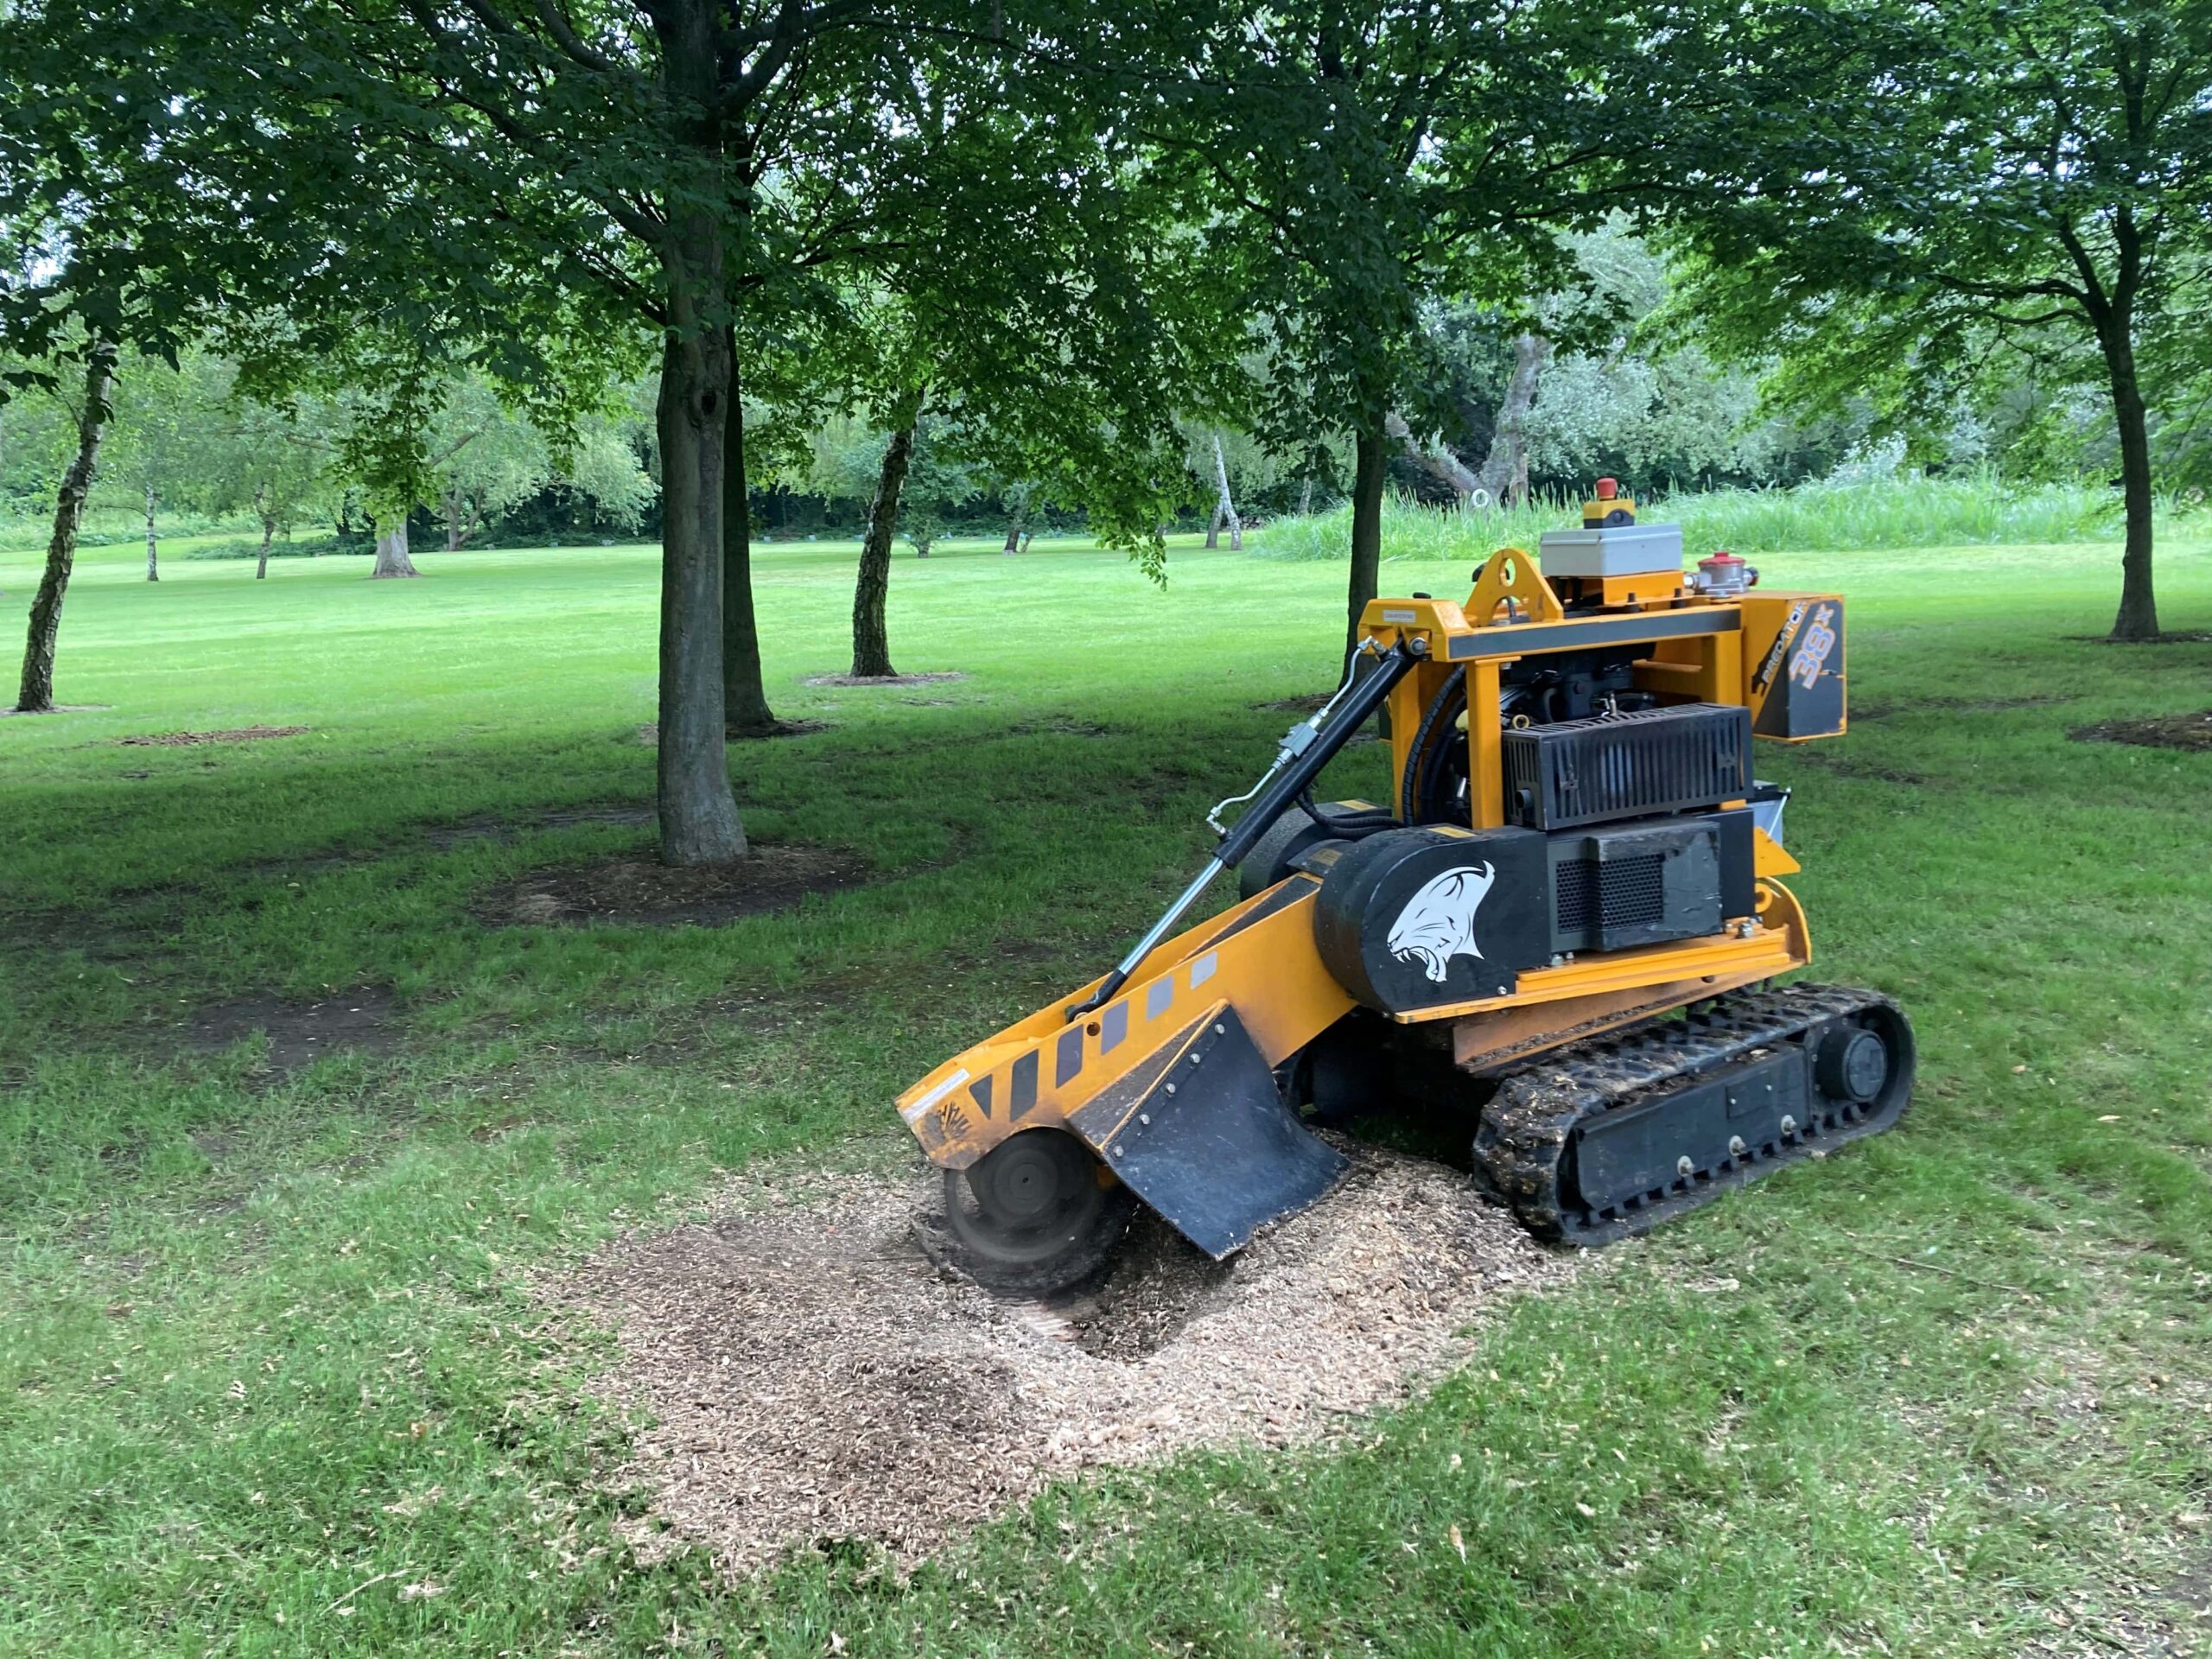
left=1504, top=702, right=1750, bottom=830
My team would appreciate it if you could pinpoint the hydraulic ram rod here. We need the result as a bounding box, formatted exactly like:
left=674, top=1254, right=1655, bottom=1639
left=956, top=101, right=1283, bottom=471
left=1069, top=639, right=1421, bottom=1020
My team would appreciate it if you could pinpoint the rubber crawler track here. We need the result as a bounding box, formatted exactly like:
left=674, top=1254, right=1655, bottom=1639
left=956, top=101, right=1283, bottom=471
left=1474, top=983, right=1913, bottom=1246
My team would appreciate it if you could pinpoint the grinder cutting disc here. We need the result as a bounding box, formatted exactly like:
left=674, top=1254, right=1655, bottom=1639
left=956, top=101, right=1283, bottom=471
left=926, top=1128, right=1135, bottom=1296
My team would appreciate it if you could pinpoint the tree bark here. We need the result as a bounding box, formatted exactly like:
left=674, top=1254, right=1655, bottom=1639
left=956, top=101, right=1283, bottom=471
left=254, top=485, right=273, bottom=580
left=143, top=483, right=159, bottom=582
left=1477, top=332, right=1550, bottom=508
left=1001, top=494, right=1027, bottom=554
left=2101, top=326, right=2159, bottom=641
left=654, top=254, right=747, bottom=864
left=1210, top=431, right=1243, bottom=551
left=1299, top=474, right=1313, bottom=516
left=853, top=418, right=915, bottom=678
left=1386, top=410, right=1481, bottom=501
left=372, top=518, right=420, bottom=577
left=1344, top=425, right=1388, bottom=671
left=721, top=346, right=779, bottom=737
left=445, top=491, right=465, bottom=551
left=16, top=342, right=116, bottom=713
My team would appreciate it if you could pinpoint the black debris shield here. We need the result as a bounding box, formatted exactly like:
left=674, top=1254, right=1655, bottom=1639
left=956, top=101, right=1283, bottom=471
left=1072, top=1008, right=1346, bottom=1260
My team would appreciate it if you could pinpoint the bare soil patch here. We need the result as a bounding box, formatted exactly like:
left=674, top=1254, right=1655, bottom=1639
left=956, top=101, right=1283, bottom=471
left=803, top=671, right=969, bottom=689
left=556, top=1142, right=1573, bottom=1572
left=2069, top=710, right=2212, bottom=753
left=1008, top=715, right=1115, bottom=739
left=478, top=842, right=871, bottom=928
left=1254, top=692, right=1331, bottom=714
left=117, top=724, right=310, bottom=747
left=171, top=985, right=402, bottom=1074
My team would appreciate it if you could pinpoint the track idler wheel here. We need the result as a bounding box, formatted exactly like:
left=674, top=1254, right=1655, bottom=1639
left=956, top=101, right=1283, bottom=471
left=929, top=1128, right=1135, bottom=1297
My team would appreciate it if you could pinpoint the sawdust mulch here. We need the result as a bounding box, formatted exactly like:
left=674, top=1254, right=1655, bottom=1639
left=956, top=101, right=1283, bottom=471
left=553, top=1142, right=1575, bottom=1573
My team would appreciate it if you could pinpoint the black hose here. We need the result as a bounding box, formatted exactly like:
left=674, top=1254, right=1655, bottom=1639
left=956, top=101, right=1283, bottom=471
left=1399, top=666, right=1466, bottom=824
left=1213, top=642, right=1420, bottom=869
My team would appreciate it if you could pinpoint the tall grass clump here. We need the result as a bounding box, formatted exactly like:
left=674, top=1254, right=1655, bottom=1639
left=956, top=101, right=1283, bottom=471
left=1254, top=492, right=1569, bottom=564
left=1253, top=474, right=2152, bottom=563
left=1673, top=474, right=2139, bottom=551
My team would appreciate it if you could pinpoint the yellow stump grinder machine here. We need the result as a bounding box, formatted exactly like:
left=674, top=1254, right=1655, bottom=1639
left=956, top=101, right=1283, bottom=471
left=900, top=481, right=1914, bottom=1293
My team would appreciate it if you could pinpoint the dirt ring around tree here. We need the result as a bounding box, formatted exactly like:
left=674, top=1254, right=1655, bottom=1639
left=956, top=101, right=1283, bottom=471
left=2069, top=710, right=2212, bottom=753
left=1, top=702, right=112, bottom=717
left=802, top=671, right=970, bottom=689
left=117, top=724, right=310, bottom=747
left=477, top=842, right=873, bottom=927
left=551, top=1141, right=1577, bottom=1573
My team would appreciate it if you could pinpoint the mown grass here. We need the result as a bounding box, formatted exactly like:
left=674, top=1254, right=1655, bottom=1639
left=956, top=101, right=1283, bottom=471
left=2, top=526, right=2210, bottom=1655
left=1255, top=474, right=2174, bottom=561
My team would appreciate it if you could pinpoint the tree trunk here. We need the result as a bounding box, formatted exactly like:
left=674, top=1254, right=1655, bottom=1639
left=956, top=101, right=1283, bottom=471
left=1386, top=410, right=1481, bottom=501
left=2101, top=325, right=2159, bottom=641
left=16, top=342, right=116, bottom=713
left=372, top=519, right=420, bottom=578
left=721, top=346, right=779, bottom=737
left=445, top=491, right=465, bottom=551
left=653, top=251, right=747, bottom=864
left=1211, top=432, right=1243, bottom=551
left=1344, top=426, right=1388, bottom=672
left=1299, top=474, right=1313, bottom=516
left=143, top=483, right=159, bottom=582
left=1001, top=495, right=1026, bottom=554
left=1477, top=332, right=1550, bottom=508
left=853, top=419, right=915, bottom=678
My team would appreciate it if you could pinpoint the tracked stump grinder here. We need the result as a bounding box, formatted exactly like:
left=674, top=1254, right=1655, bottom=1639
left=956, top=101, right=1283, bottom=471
left=901, top=484, right=1914, bottom=1294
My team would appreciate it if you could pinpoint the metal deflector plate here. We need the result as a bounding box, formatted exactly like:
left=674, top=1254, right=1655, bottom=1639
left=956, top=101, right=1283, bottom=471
left=1082, top=1008, right=1347, bottom=1260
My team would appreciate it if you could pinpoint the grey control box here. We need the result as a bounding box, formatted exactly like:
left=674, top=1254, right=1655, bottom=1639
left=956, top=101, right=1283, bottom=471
left=1536, top=522, right=1685, bottom=578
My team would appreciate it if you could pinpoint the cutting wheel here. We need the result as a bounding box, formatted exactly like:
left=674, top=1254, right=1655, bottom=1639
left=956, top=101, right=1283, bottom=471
left=935, top=1128, right=1133, bottom=1296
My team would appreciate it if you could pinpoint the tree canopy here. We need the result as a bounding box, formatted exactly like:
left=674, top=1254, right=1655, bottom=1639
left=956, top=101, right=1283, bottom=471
left=1671, top=0, right=2212, bottom=639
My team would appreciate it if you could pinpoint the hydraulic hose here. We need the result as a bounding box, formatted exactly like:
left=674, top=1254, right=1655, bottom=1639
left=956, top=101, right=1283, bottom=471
left=1069, top=639, right=1421, bottom=1019
left=1398, top=665, right=1466, bottom=824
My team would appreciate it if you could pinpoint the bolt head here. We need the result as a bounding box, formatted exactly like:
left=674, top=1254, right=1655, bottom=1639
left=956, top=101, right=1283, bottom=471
left=1728, top=1135, right=1747, bottom=1158
left=1164, top=1083, right=1177, bottom=1096
left=1676, top=1155, right=1694, bottom=1179
left=1780, top=1115, right=1797, bottom=1135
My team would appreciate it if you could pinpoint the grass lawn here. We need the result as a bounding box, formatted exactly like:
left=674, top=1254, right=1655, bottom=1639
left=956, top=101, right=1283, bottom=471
left=3, top=529, right=2210, bottom=1656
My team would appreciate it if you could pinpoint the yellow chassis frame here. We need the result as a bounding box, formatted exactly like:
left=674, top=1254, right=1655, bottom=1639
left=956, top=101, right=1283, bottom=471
left=898, top=547, right=1841, bottom=1174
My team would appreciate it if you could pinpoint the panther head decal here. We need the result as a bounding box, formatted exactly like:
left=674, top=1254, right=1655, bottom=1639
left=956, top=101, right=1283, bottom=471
left=1385, top=861, right=1497, bottom=983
